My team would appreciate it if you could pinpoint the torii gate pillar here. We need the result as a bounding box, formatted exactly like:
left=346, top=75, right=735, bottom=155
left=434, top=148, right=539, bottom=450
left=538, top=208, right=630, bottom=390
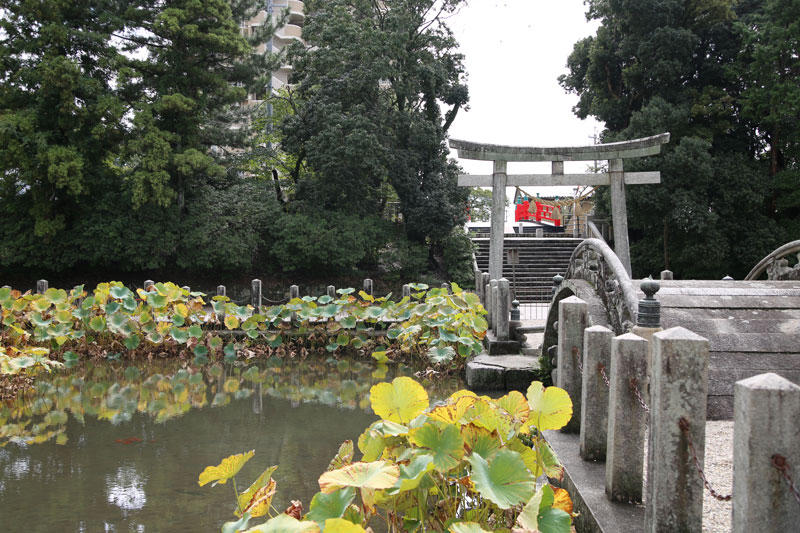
left=452, top=133, right=670, bottom=279
left=489, top=160, right=507, bottom=281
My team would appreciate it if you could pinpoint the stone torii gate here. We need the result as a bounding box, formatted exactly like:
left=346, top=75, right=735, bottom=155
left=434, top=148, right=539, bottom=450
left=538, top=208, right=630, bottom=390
left=451, top=133, right=670, bottom=279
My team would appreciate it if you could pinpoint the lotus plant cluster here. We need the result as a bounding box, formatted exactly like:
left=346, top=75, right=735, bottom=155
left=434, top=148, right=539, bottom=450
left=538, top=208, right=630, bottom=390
left=201, top=376, right=575, bottom=532
left=0, top=282, right=488, bottom=377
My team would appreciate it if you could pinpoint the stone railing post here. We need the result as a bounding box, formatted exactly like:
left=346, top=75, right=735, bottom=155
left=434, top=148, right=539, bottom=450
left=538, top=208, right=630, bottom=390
left=327, top=285, right=336, bottom=299
left=251, top=279, right=262, bottom=309
left=217, top=285, right=226, bottom=297
left=36, top=279, right=48, bottom=294
left=363, top=278, right=373, bottom=296
left=495, top=278, right=510, bottom=341
left=536, top=228, right=544, bottom=238
left=733, top=373, right=800, bottom=532
left=402, top=284, right=411, bottom=299
left=481, top=272, right=490, bottom=306
left=442, top=282, right=451, bottom=293
left=645, top=327, right=710, bottom=532
left=487, top=279, right=498, bottom=331
left=660, top=270, right=673, bottom=280
left=557, top=296, right=588, bottom=433
left=605, top=332, right=648, bottom=503
left=474, top=268, right=483, bottom=300
left=144, top=280, right=154, bottom=291
left=580, top=325, right=613, bottom=461
left=181, top=285, right=191, bottom=293
left=289, top=284, right=300, bottom=324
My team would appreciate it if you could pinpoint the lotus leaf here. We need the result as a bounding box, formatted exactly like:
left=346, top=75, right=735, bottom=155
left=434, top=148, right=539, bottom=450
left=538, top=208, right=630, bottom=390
left=307, top=487, right=356, bottom=526
left=467, top=449, right=535, bottom=509
left=89, top=316, right=106, bottom=332
left=526, top=382, right=572, bottom=431
left=318, top=461, right=400, bottom=494
left=389, top=453, right=434, bottom=494
left=461, top=424, right=501, bottom=459
left=427, top=345, right=455, bottom=364
left=357, top=427, right=386, bottom=462
left=369, top=377, right=428, bottom=424
left=198, top=450, right=254, bottom=487
left=409, top=422, right=464, bottom=472
left=327, top=440, right=354, bottom=471
left=322, top=518, right=365, bottom=533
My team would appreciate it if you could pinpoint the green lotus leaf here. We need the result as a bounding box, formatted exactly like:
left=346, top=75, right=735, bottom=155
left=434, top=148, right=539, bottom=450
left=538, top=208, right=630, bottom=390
left=109, top=285, right=132, bottom=300
left=467, top=449, right=535, bottom=509
left=427, top=346, right=455, bottom=364
left=438, top=330, right=459, bottom=343
left=409, top=283, right=429, bottom=290
left=193, top=354, right=209, bottom=366
left=188, top=324, right=203, bottom=339
left=172, top=313, right=185, bottom=327
left=386, top=328, right=402, bottom=339
left=194, top=345, right=209, bottom=357
left=389, top=454, right=434, bottom=494
left=448, top=522, right=492, bottom=533
left=409, top=422, right=465, bottom=472
left=326, top=343, right=340, bottom=352
left=241, top=514, right=319, bottom=533
left=268, top=335, right=282, bottom=348
left=336, top=288, right=355, bottom=295
left=44, top=288, right=68, bottom=305
left=123, top=335, right=141, bottom=351
left=320, top=304, right=339, bottom=318
left=340, top=316, right=356, bottom=329
left=307, top=486, right=355, bottom=527
left=170, top=327, right=189, bottom=344
left=147, top=293, right=168, bottom=309
left=30, top=312, right=52, bottom=327
left=336, top=333, right=350, bottom=346
left=89, top=316, right=106, bottom=332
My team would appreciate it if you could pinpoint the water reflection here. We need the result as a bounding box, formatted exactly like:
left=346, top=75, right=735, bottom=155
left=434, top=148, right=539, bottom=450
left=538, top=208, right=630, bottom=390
left=0, top=357, right=462, bottom=532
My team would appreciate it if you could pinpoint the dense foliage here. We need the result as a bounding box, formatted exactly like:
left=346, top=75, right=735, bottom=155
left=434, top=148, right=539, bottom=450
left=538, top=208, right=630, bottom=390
left=0, top=0, right=474, bottom=281
left=0, top=281, right=487, bottom=376
left=559, top=0, right=799, bottom=279
left=273, top=0, right=471, bottom=275
left=203, top=376, right=574, bottom=532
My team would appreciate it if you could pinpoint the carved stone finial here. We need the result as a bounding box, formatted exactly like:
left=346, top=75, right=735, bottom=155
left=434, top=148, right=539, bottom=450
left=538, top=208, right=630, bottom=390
left=637, top=277, right=661, bottom=328
left=510, top=299, right=520, bottom=321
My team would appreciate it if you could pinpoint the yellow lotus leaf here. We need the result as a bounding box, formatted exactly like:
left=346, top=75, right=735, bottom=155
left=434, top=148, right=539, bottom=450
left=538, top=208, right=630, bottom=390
left=448, top=521, right=492, bottom=533
left=467, top=399, right=514, bottom=440
left=198, top=450, right=254, bottom=487
left=428, top=395, right=477, bottom=425
left=224, top=315, right=240, bottom=330
left=241, top=514, right=320, bottom=533
left=508, top=437, right=542, bottom=477
left=448, top=389, right=478, bottom=402
left=461, top=424, right=501, bottom=459
left=495, top=391, right=530, bottom=423
left=318, top=461, right=400, bottom=494
left=369, top=377, right=428, bottom=424
left=552, top=487, right=573, bottom=515
left=175, top=303, right=189, bottom=318
left=323, top=518, right=367, bottom=533
left=526, top=382, right=572, bottom=431
left=237, top=465, right=279, bottom=517
left=242, top=478, right=276, bottom=518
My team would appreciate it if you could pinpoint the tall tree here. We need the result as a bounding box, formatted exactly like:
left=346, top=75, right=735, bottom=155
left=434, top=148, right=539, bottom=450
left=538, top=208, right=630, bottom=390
left=559, top=0, right=787, bottom=279
left=280, top=0, right=470, bottom=244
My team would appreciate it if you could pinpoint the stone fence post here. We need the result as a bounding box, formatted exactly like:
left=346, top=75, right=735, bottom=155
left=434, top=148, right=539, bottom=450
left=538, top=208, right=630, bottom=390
left=289, top=285, right=300, bottom=324
left=487, top=279, right=498, bottom=331
left=606, top=332, right=648, bottom=503
left=402, top=284, right=411, bottom=299
left=557, top=295, right=587, bottom=433
left=251, top=279, right=262, bottom=309
left=481, top=272, right=490, bottom=307
left=36, top=279, right=48, bottom=294
left=580, top=325, right=613, bottom=461
left=363, top=278, right=373, bottom=296
left=645, top=327, right=710, bottom=532
left=660, top=270, right=673, bottom=280
left=144, top=280, right=154, bottom=291
left=733, top=373, right=800, bottom=532
left=327, top=285, right=336, bottom=299
left=495, top=278, right=511, bottom=341
left=217, top=285, right=226, bottom=297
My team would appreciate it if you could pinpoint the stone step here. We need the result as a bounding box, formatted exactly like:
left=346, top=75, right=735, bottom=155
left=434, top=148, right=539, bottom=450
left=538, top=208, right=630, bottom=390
left=466, top=354, right=541, bottom=391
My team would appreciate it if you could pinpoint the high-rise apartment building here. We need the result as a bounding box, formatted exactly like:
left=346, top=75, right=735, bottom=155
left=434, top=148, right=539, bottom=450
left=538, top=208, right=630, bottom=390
left=242, top=0, right=305, bottom=104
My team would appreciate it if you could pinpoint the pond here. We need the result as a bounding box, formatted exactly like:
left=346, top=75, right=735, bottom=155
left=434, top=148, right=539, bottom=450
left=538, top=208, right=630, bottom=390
left=0, top=358, right=464, bottom=532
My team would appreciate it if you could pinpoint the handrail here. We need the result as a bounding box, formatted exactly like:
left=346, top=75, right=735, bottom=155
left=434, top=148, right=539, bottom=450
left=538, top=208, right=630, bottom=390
left=587, top=220, right=605, bottom=242
left=745, top=240, right=800, bottom=280
left=566, top=238, right=638, bottom=327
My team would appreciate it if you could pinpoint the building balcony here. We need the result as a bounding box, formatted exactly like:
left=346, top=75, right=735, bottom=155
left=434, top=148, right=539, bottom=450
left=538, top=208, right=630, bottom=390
left=275, top=23, right=303, bottom=42
left=287, top=0, right=305, bottom=25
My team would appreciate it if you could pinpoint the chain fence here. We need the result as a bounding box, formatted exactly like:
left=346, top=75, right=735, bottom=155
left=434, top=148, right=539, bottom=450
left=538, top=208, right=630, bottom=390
left=678, top=417, right=733, bottom=501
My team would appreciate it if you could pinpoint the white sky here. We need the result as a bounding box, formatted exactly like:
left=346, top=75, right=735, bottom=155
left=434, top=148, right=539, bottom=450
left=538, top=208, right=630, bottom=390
left=447, top=0, right=601, bottom=200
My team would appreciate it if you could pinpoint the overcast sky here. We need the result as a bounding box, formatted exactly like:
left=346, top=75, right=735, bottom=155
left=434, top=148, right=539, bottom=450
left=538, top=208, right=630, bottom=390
left=447, top=0, right=601, bottom=199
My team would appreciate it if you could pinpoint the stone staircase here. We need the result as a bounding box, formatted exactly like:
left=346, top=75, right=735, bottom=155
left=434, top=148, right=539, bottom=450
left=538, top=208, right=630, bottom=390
left=472, top=236, right=582, bottom=303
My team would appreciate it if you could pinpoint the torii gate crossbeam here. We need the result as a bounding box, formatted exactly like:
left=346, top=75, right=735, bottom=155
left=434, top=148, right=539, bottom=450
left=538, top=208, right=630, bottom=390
left=451, top=133, right=670, bottom=279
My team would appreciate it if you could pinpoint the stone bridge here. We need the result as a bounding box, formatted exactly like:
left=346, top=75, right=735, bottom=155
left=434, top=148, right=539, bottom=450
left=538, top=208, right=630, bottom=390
left=542, top=238, right=800, bottom=419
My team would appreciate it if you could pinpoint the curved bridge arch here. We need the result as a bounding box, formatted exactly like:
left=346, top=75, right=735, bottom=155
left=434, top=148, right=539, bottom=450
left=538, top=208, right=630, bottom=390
left=542, top=240, right=800, bottom=418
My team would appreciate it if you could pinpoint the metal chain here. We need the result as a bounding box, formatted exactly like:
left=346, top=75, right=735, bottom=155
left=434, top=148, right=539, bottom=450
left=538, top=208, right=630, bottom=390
left=574, top=348, right=583, bottom=376
left=598, top=363, right=610, bottom=388
left=678, top=417, right=732, bottom=501
left=628, top=377, right=650, bottom=412
left=772, top=454, right=800, bottom=506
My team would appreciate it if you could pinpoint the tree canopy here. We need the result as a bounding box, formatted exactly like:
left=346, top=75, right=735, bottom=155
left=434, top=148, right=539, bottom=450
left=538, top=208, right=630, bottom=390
left=560, top=0, right=798, bottom=279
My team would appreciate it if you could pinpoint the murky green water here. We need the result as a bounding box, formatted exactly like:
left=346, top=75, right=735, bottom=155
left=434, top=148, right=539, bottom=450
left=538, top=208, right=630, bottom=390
left=0, top=358, right=462, bottom=532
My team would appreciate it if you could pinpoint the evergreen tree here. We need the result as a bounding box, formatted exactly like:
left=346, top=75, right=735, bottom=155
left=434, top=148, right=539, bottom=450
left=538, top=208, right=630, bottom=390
left=280, top=0, right=470, bottom=244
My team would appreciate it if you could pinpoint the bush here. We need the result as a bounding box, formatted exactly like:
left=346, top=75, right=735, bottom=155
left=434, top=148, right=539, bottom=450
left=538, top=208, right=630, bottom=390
left=442, top=227, right=475, bottom=287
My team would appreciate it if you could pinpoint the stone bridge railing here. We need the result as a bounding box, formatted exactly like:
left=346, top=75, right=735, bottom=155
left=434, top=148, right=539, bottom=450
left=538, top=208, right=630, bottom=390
left=745, top=239, right=800, bottom=281
left=565, top=238, right=639, bottom=333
